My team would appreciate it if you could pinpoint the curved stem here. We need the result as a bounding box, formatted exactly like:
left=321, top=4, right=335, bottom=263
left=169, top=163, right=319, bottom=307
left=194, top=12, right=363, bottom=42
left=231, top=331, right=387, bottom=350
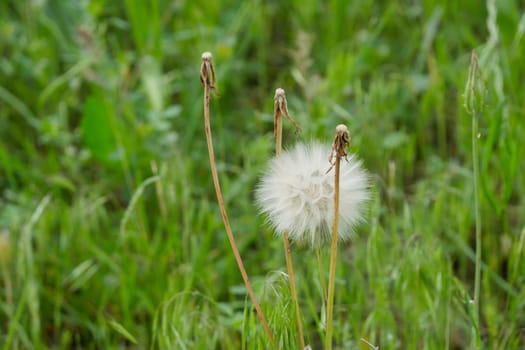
left=202, top=57, right=274, bottom=344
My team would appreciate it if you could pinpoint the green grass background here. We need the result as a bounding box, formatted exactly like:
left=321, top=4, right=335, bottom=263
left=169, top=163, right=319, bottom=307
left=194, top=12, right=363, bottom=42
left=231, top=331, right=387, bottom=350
left=1, top=0, right=524, bottom=349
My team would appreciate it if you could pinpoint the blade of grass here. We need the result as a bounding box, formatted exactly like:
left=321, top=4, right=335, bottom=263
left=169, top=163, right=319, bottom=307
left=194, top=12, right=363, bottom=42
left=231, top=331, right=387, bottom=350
left=464, top=51, right=486, bottom=348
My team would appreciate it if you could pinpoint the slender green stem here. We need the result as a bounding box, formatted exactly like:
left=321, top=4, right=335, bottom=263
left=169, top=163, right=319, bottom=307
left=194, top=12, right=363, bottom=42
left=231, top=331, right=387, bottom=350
left=472, top=112, right=482, bottom=348
left=325, top=155, right=341, bottom=350
left=201, top=53, right=274, bottom=344
left=465, top=51, right=483, bottom=349
left=316, top=244, right=327, bottom=308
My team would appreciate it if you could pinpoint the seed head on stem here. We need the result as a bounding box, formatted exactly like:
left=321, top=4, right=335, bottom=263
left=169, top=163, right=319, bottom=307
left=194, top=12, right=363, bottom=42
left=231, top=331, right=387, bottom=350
left=256, top=122, right=369, bottom=349
left=199, top=51, right=273, bottom=344
left=272, top=87, right=305, bottom=349
left=274, top=88, right=300, bottom=145
left=325, top=123, right=350, bottom=350
left=463, top=50, right=485, bottom=349
left=256, top=140, right=369, bottom=246
left=199, top=52, right=216, bottom=90
left=327, top=124, right=350, bottom=172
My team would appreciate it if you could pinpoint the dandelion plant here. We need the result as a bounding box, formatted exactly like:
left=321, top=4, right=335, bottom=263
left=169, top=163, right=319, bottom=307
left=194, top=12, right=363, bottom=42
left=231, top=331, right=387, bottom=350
left=256, top=125, right=369, bottom=348
left=325, top=124, right=350, bottom=350
left=272, top=88, right=304, bottom=349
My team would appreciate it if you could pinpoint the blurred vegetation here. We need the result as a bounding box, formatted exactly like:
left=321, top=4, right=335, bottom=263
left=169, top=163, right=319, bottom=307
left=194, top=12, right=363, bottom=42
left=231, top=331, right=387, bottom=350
left=0, top=0, right=524, bottom=349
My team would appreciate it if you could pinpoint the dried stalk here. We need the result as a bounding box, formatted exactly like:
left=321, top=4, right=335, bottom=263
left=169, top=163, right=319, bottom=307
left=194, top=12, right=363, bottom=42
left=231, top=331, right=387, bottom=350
left=325, top=124, right=350, bottom=350
left=273, top=88, right=304, bottom=349
left=200, top=52, right=274, bottom=344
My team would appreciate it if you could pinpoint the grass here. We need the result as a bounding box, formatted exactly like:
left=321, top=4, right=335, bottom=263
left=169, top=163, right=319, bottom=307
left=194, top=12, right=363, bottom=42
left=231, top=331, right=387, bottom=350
left=464, top=51, right=484, bottom=348
left=1, top=0, right=524, bottom=349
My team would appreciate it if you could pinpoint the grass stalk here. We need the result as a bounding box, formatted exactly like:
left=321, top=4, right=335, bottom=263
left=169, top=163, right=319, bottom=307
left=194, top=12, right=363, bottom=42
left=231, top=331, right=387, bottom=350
left=315, top=245, right=327, bottom=308
left=360, top=337, right=380, bottom=350
left=464, top=51, right=484, bottom=348
left=472, top=108, right=481, bottom=347
left=200, top=52, right=274, bottom=344
left=325, top=124, right=350, bottom=350
left=273, top=88, right=305, bottom=349
left=150, top=161, right=167, bottom=220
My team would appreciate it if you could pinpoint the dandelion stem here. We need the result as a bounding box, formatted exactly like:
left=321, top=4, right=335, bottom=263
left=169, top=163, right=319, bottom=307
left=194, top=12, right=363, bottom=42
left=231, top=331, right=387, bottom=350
left=274, top=88, right=305, bottom=349
left=325, top=124, right=350, bottom=350
left=325, top=154, right=340, bottom=350
left=200, top=52, right=274, bottom=344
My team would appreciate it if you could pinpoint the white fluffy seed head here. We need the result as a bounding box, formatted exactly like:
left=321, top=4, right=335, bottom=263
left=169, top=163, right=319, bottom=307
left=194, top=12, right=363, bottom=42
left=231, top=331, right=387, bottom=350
left=255, top=142, right=370, bottom=247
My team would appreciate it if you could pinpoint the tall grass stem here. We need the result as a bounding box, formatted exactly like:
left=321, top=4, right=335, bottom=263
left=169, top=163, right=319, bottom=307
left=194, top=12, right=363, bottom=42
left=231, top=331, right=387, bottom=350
left=472, top=111, right=482, bottom=348
left=464, top=51, right=483, bottom=348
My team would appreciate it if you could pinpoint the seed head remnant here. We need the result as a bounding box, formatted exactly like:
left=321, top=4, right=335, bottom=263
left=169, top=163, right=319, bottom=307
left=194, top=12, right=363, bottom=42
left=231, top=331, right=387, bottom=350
left=327, top=124, right=350, bottom=173
left=200, top=51, right=216, bottom=92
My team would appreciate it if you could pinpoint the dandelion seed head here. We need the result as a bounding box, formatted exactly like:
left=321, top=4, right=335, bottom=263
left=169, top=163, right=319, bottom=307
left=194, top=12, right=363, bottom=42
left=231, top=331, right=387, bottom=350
left=256, top=142, right=370, bottom=246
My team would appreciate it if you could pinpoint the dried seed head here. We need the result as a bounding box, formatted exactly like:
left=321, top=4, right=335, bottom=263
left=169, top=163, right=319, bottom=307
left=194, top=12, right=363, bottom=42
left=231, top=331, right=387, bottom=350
left=274, top=88, right=286, bottom=105
left=273, top=87, right=300, bottom=137
left=274, top=88, right=289, bottom=120
left=328, top=124, right=351, bottom=171
left=335, top=124, right=350, bottom=149
left=200, top=51, right=216, bottom=91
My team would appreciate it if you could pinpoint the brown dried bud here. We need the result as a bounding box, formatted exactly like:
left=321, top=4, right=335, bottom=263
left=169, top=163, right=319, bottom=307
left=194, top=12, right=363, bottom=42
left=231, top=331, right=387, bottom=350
left=199, top=51, right=216, bottom=91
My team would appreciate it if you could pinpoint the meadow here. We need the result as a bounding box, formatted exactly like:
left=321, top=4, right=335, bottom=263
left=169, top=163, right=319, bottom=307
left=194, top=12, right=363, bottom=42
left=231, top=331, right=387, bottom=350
left=1, top=1, right=524, bottom=349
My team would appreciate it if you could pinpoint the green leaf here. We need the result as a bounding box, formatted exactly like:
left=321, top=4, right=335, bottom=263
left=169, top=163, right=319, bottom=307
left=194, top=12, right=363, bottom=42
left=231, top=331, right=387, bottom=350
left=47, top=174, right=76, bottom=192
left=108, top=319, right=138, bottom=345
left=81, top=95, right=116, bottom=165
